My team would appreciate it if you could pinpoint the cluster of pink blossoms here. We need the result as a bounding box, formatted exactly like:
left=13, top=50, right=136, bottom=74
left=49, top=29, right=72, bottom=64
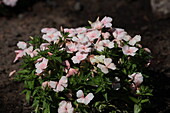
left=14, top=16, right=151, bottom=113
left=1, top=0, right=18, bottom=7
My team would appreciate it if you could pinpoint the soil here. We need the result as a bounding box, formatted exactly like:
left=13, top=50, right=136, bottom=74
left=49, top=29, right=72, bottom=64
left=0, top=0, right=170, bottom=113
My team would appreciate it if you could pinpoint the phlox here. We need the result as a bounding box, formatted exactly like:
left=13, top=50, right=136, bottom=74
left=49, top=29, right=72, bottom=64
left=94, top=41, right=104, bottom=52
left=24, top=46, right=39, bottom=58
left=97, top=58, right=116, bottom=74
left=66, top=42, right=78, bottom=53
left=66, top=68, right=78, bottom=77
left=77, top=43, right=91, bottom=53
left=75, top=27, right=87, bottom=34
left=128, top=73, right=143, bottom=87
left=9, top=70, right=16, bottom=77
left=64, top=28, right=76, bottom=37
left=72, top=34, right=89, bottom=44
left=112, top=28, right=127, bottom=40
left=122, top=45, right=138, bottom=56
left=101, top=16, right=113, bottom=28
left=42, top=31, right=61, bottom=43
left=58, top=101, right=74, bottom=113
left=71, top=52, right=88, bottom=64
left=13, top=50, right=24, bottom=62
left=89, top=55, right=105, bottom=65
left=102, top=40, right=114, bottom=49
left=76, top=90, right=94, bottom=105
left=48, top=76, right=68, bottom=92
left=144, top=48, right=151, bottom=53
left=17, top=41, right=27, bottom=50
left=41, top=81, right=49, bottom=89
left=40, top=43, right=50, bottom=51
left=63, top=60, right=78, bottom=77
left=90, top=18, right=103, bottom=29
left=86, top=30, right=101, bottom=42
left=129, top=35, right=141, bottom=46
left=35, top=58, right=48, bottom=74
left=2, top=0, right=18, bottom=7
left=102, top=32, right=110, bottom=39
left=41, top=28, right=57, bottom=34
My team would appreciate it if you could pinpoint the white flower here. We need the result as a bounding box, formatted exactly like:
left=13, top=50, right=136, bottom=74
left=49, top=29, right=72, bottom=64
left=129, top=73, right=143, bottom=86
left=122, top=45, right=138, bottom=56
left=76, top=90, right=94, bottom=105
left=2, top=0, right=18, bottom=7
left=17, top=41, right=27, bottom=49
left=97, top=58, right=116, bottom=74
left=58, top=101, right=74, bottom=113
left=129, top=35, right=141, bottom=46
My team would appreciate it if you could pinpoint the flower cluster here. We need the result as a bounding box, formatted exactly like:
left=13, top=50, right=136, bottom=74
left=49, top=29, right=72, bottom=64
left=14, top=16, right=152, bottom=113
left=0, top=0, right=18, bottom=7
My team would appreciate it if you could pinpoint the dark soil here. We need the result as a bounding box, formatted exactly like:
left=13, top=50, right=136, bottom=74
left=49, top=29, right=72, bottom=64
left=0, top=0, right=170, bottom=113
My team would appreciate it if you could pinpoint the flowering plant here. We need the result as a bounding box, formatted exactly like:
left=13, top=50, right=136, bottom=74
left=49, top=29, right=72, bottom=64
left=0, top=0, right=18, bottom=7
left=13, top=16, right=152, bottom=113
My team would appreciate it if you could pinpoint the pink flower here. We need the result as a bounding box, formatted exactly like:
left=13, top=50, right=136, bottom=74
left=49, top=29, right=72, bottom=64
left=66, top=68, right=78, bottom=77
left=48, top=76, right=68, bottom=92
left=41, top=28, right=57, bottom=34
left=144, top=48, right=151, bottom=53
left=122, top=35, right=131, bottom=41
left=75, top=27, right=87, bottom=34
left=76, top=90, right=94, bottom=105
left=58, top=101, right=74, bottom=113
left=71, top=52, right=88, bottom=64
left=42, top=31, right=61, bottom=43
left=48, top=81, right=58, bottom=89
left=63, top=60, right=70, bottom=69
left=112, top=28, right=127, bottom=40
left=101, top=16, right=112, bottom=28
left=97, top=58, right=116, bottom=74
left=63, top=60, right=78, bottom=77
left=77, top=43, right=91, bottom=53
left=102, top=40, right=114, bottom=49
left=2, top=0, right=18, bottom=7
left=90, top=19, right=103, bottom=29
left=66, top=42, right=78, bottom=53
left=129, top=73, right=143, bottom=86
left=35, top=58, right=48, bottom=74
left=9, top=70, right=16, bottom=77
left=72, top=34, right=89, bottom=44
left=64, top=28, right=76, bottom=37
left=94, top=41, right=104, bottom=52
left=47, top=52, right=53, bottom=56
left=54, top=76, right=68, bottom=92
left=86, top=30, right=101, bottom=42
left=17, top=41, right=27, bottom=49
left=102, top=32, right=110, bottom=39
left=40, top=43, right=50, bottom=51
left=42, top=81, right=49, bottom=89
left=13, top=50, right=24, bottom=62
left=129, top=35, right=141, bottom=46
left=122, top=45, right=138, bottom=56
left=24, top=46, right=39, bottom=58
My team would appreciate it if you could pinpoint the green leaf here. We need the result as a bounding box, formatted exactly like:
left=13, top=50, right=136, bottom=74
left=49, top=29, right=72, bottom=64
left=129, top=96, right=138, bottom=103
left=95, top=86, right=103, bottom=94
left=141, top=99, right=149, bottom=103
left=56, top=56, right=62, bottom=63
left=26, top=90, right=31, bottom=103
left=17, top=69, right=30, bottom=74
left=134, top=104, right=142, bottom=113
left=104, top=93, right=108, bottom=101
